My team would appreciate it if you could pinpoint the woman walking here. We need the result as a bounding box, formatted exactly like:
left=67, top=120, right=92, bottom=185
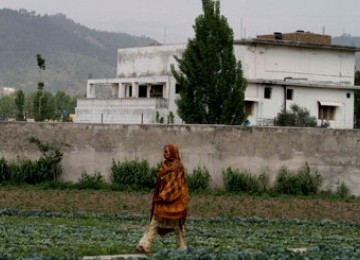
left=136, top=144, right=189, bottom=254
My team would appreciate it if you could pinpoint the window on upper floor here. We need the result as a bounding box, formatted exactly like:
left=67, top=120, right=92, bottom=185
left=150, top=85, right=163, bottom=98
left=139, top=85, right=147, bottom=98
left=264, top=87, right=272, bottom=99
left=286, top=89, right=294, bottom=100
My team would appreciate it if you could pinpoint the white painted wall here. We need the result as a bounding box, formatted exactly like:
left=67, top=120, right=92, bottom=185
left=245, top=85, right=354, bottom=128
left=234, top=44, right=355, bottom=84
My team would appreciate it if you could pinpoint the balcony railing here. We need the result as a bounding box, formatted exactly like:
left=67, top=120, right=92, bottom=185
left=77, top=98, right=168, bottom=109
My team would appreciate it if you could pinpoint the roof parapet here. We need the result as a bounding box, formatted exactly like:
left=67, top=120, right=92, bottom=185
left=257, top=31, right=331, bottom=45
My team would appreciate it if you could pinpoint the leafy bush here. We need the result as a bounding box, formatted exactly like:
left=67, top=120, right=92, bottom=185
left=336, top=180, right=350, bottom=198
left=187, top=166, right=211, bottom=191
left=0, top=137, right=63, bottom=185
left=297, top=163, right=322, bottom=195
left=274, top=104, right=317, bottom=127
left=257, top=172, right=270, bottom=193
left=223, top=168, right=264, bottom=194
left=75, top=171, right=107, bottom=190
left=110, top=159, right=155, bottom=190
left=8, top=156, right=36, bottom=184
left=0, top=157, right=10, bottom=183
left=274, top=166, right=295, bottom=195
left=28, top=137, right=63, bottom=182
left=33, top=158, right=60, bottom=183
left=273, top=163, right=322, bottom=195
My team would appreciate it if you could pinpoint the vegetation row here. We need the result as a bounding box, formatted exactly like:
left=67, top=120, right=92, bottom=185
left=0, top=137, right=351, bottom=199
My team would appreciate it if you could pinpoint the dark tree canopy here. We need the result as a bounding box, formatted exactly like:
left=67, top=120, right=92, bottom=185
left=171, top=0, right=246, bottom=125
left=36, top=54, right=46, bottom=71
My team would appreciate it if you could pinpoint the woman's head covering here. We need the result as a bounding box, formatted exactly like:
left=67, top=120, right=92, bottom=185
left=164, top=144, right=181, bottom=161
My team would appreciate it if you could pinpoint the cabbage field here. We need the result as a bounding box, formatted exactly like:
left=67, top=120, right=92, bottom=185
left=1, top=208, right=360, bottom=259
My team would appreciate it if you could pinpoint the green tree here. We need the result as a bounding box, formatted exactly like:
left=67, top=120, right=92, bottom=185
left=274, top=104, right=317, bottom=127
left=354, top=71, right=360, bottom=128
left=54, top=90, right=76, bottom=121
left=171, top=0, right=246, bottom=125
left=33, top=90, right=44, bottom=121
left=36, top=54, right=46, bottom=73
left=33, top=54, right=47, bottom=121
left=0, top=94, right=16, bottom=120
left=25, top=92, right=36, bottom=119
left=27, top=91, right=75, bottom=121
left=14, top=89, right=25, bottom=121
left=33, top=91, right=55, bottom=121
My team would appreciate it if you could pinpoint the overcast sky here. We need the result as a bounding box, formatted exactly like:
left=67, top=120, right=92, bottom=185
left=1, top=0, right=360, bottom=44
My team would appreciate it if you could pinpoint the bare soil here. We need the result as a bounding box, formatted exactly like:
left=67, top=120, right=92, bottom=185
left=0, top=188, right=359, bottom=222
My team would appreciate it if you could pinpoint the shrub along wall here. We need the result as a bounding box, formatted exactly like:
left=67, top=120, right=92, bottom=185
left=1, top=122, right=360, bottom=194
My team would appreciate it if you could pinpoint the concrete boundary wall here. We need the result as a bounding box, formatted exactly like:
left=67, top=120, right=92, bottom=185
left=1, top=122, right=360, bottom=194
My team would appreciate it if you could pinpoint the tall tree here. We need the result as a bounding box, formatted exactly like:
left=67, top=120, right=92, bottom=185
left=171, top=0, right=246, bottom=124
left=354, top=71, right=360, bottom=128
left=14, top=89, right=25, bottom=121
left=33, top=54, right=47, bottom=121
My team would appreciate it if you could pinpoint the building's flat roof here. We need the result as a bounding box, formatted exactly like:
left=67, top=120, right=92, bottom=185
left=248, top=79, right=360, bottom=90
left=88, top=78, right=120, bottom=84
left=235, top=38, right=360, bottom=52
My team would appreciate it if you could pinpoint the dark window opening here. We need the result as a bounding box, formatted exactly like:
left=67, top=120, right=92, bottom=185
left=243, top=101, right=255, bottom=116
left=150, top=85, right=163, bottom=98
left=139, top=85, right=147, bottom=98
left=318, top=105, right=336, bottom=120
left=347, top=93, right=351, bottom=98
left=286, top=89, right=294, bottom=100
left=175, top=83, right=181, bottom=94
left=264, top=87, right=272, bottom=99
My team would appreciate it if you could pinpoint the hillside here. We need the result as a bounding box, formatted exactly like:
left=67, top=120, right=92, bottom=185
left=1, top=9, right=360, bottom=96
left=0, top=9, right=158, bottom=95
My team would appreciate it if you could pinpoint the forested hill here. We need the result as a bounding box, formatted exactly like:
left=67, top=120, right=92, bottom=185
left=1, top=8, right=360, bottom=96
left=0, top=9, right=158, bottom=95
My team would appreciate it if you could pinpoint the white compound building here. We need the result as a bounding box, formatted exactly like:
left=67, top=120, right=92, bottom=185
left=75, top=31, right=360, bottom=129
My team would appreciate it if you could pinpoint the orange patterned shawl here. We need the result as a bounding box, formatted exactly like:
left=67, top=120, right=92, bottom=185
left=152, top=144, right=189, bottom=221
